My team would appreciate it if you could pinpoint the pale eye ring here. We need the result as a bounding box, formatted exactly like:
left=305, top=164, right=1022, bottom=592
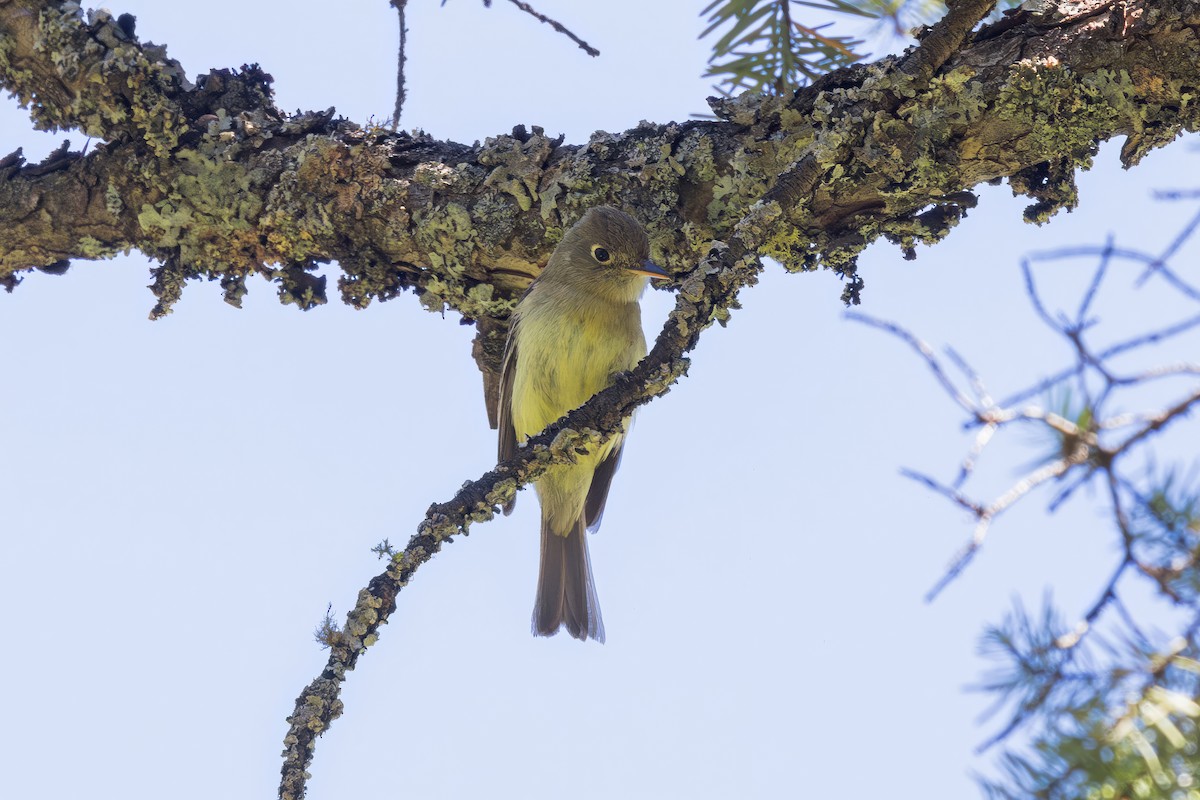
left=591, top=245, right=611, bottom=264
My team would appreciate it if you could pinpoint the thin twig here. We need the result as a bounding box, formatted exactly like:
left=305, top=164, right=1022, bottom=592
left=1080, top=556, right=1131, bottom=628
left=927, top=438, right=1091, bottom=602
left=997, top=314, right=1200, bottom=409
left=1153, top=189, right=1200, bottom=201
left=954, top=421, right=997, bottom=489
left=1112, top=361, right=1200, bottom=386
left=901, top=468, right=986, bottom=515
left=945, top=345, right=993, bottom=408
left=1047, top=465, right=1098, bottom=513
left=1064, top=324, right=1115, bottom=395
left=1026, top=244, right=1159, bottom=264
left=1075, top=234, right=1114, bottom=324
left=503, top=0, right=599, bottom=57
left=926, top=521, right=992, bottom=602
left=994, top=362, right=1084, bottom=411
left=1142, top=261, right=1200, bottom=302
left=1112, top=386, right=1200, bottom=454
left=1134, top=205, right=1200, bottom=290
left=845, top=312, right=979, bottom=416
left=390, top=0, right=408, bottom=129
left=1021, top=257, right=1066, bottom=335
left=1101, top=313, right=1200, bottom=362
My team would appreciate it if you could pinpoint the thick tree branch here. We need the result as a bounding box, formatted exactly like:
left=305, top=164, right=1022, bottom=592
left=4, top=0, right=1199, bottom=323
left=5, top=1, right=1200, bottom=416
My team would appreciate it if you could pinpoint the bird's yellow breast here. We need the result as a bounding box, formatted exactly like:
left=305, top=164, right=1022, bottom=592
left=510, top=284, right=646, bottom=443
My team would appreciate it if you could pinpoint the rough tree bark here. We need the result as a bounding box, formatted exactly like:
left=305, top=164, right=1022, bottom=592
left=3, top=1, right=1200, bottom=797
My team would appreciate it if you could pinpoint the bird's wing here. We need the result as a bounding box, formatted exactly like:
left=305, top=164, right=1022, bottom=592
left=584, top=443, right=624, bottom=533
left=497, top=320, right=520, bottom=515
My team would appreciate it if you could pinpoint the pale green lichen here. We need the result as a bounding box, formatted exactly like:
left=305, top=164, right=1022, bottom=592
left=28, top=5, right=189, bottom=156
left=478, top=130, right=556, bottom=213
left=76, top=235, right=116, bottom=258
left=412, top=202, right=479, bottom=281
left=136, top=150, right=262, bottom=262
left=417, top=273, right=514, bottom=319
left=104, top=182, right=123, bottom=215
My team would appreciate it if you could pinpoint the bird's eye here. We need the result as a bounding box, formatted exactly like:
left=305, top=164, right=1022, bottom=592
left=591, top=245, right=611, bottom=264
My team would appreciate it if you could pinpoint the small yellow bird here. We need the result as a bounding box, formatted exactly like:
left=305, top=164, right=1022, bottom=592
left=498, top=207, right=669, bottom=642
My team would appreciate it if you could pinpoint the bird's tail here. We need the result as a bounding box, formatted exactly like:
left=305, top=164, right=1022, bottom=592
left=532, top=515, right=605, bottom=643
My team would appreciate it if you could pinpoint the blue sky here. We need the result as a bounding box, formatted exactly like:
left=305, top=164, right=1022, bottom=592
left=2, top=2, right=1198, bottom=798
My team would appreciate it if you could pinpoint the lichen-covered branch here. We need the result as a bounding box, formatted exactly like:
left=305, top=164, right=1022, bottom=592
left=4, top=1, right=1200, bottom=349
left=0, top=1, right=190, bottom=152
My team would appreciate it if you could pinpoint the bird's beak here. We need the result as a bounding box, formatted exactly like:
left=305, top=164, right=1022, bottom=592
left=627, top=259, right=671, bottom=281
